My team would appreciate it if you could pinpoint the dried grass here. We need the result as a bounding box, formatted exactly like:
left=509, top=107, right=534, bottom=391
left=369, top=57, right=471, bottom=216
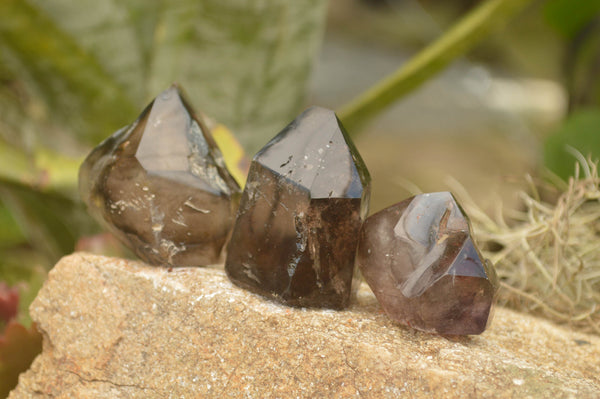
left=449, top=158, right=600, bottom=335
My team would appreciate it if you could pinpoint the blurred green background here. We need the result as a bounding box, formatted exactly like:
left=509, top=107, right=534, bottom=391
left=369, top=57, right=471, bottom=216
left=1, top=0, right=600, bottom=395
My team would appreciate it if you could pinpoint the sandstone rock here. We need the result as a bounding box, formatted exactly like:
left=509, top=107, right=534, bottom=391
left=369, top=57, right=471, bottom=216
left=10, top=253, right=600, bottom=398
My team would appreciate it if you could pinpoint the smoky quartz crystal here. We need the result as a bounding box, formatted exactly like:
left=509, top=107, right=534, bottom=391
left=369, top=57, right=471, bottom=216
left=79, top=85, right=241, bottom=266
left=356, top=192, right=498, bottom=335
left=225, top=106, right=371, bottom=309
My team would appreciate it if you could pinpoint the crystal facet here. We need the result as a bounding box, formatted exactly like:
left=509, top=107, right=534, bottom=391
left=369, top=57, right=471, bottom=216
left=225, top=106, right=371, bottom=309
left=79, top=86, right=241, bottom=266
left=356, top=192, right=498, bottom=335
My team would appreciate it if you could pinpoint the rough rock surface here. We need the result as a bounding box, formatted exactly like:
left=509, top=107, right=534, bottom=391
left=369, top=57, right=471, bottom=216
left=10, top=253, right=600, bottom=398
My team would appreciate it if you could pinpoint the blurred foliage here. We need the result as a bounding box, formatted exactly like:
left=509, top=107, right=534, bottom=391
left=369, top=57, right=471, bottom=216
left=0, top=0, right=328, bottom=151
left=564, top=21, right=600, bottom=112
left=546, top=0, right=600, bottom=112
left=545, top=109, right=600, bottom=181
left=543, top=0, right=600, bottom=39
left=337, top=0, right=535, bottom=131
left=0, top=284, right=18, bottom=329
left=0, top=284, right=42, bottom=397
left=543, top=0, right=600, bottom=178
left=0, top=204, right=25, bottom=249
left=0, top=0, right=326, bottom=316
left=0, top=321, right=42, bottom=398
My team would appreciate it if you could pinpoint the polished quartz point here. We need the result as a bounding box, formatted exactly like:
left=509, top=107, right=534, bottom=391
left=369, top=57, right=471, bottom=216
left=356, top=192, right=498, bottom=335
left=225, top=106, right=371, bottom=309
left=79, top=85, right=241, bottom=266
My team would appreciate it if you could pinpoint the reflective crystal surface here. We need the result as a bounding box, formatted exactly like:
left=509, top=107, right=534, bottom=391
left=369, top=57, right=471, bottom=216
left=79, top=86, right=241, bottom=266
left=225, top=106, right=371, bottom=309
left=356, top=192, right=498, bottom=335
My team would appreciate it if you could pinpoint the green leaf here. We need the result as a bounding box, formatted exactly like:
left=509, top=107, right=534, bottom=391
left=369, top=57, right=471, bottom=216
left=0, top=183, right=97, bottom=262
left=544, top=108, right=600, bottom=180
left=0, top=138, right=81, bottom=195
left=544, top=0, right=600, bottom=39
left=0, top=201, right=25, bottom=249
left=0, top=0, right=138, bottom=146
left=564, top=20, right=600, bottom=110
left=0, top=0, right=328, bottom=153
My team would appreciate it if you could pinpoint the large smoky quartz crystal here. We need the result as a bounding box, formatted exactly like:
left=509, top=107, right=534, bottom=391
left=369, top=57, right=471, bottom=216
left=225, top=106, right=371, bottom=309
left=79, top=85, right=241, bottom=266
left=356, top=192, right=498, bottom=335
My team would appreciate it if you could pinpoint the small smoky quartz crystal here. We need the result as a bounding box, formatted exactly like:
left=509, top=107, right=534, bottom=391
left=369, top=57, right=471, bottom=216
left=79, top=85, right=241, bottom=266
left=225, top=106, right=371, bottom=309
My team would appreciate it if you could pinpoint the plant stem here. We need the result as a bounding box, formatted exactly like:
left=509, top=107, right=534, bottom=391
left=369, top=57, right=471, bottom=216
left=337, top=0, right=536, bottom=133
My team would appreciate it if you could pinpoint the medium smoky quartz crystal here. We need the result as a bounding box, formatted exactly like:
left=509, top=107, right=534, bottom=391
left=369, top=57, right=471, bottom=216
left=225, top=106, right=371, bottom=309
left=79, top=85, right=241, bottom=266
left=356, top=192, right=498, bottom=335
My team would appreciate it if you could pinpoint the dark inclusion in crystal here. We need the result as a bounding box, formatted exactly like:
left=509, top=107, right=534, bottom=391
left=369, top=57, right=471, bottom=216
left=225, top=106, right=371, bottom=309
left=356, top=192, right=498, bottom=335
left=79, top=85, right=241, bottom=266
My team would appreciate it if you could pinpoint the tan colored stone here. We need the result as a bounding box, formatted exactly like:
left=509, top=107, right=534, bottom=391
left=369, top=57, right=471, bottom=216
left=10, top=253, right=600, bottom=398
